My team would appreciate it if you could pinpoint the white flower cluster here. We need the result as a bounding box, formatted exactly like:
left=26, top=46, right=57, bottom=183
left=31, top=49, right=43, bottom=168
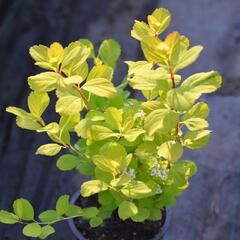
left=150, top=162, right=169, bottom=181
left=156, top=185, right=163, bottom=195
left=135, top=110, right=144, bottom=118
left=123, top=168, right=136, bottom=180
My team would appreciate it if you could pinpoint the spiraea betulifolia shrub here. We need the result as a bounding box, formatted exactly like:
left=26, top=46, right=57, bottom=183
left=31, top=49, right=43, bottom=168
left=0, top=8, right=221, bottom=239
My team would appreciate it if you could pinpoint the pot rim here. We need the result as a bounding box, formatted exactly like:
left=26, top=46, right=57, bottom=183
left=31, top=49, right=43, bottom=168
left=67, top=190, right=171, bottom=240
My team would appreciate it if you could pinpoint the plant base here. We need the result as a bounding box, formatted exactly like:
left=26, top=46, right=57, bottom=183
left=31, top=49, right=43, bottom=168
left=68, top=191, right=170, bottom=240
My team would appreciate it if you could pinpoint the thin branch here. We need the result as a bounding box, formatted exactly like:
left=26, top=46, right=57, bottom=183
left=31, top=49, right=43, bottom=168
left=169, top=66, right=176, bottom=88
left=73, top=85, right=90, bottom=110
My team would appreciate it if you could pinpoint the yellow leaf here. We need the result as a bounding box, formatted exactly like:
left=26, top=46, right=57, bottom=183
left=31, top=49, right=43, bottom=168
left=131, top=20, right=155, bottom=41
left=82, top=78, right=116, bottom=98
left=141, top=37, right=168, bottom=64
left=28, top=92, right=50, bottom=118
left=148, top=8, right=171, bottom=35
left=47, top=42, right=64, bottom=64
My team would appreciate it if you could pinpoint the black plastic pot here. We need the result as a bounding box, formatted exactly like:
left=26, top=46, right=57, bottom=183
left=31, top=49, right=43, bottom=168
left=68, top=191, right=171, bottom=240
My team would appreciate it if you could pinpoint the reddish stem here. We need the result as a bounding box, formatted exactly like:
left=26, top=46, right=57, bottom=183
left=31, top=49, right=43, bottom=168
left=169, top=67, right=175, bottom=88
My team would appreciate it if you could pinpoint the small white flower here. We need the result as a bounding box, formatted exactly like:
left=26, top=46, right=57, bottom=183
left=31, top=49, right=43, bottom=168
left=156, top=185, right=163, bottom=195
left=122, top=168, right=136, bottom=180
left=159, top=168, right=169, bottom=180
left=149, top=163, right=169, bottom=180
left=128, top=168, right=136, bottom=180
left=135, top=111, right=144, bottom=118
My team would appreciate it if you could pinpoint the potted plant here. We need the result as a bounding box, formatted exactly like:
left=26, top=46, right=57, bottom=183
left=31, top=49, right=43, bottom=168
left=0, top=8, right=221, bottom=240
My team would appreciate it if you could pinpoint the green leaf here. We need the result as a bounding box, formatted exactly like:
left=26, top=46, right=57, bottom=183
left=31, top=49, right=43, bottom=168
left=149, top=208, right=162, bottom=221
left=22, top=223, right=42, bottom=237
left=110, top=174, right=131, bottom=187
left=82, top=78, right=116, bottom=98
left=13, top=199, right=34, bottom=221
left=182, top=102, right=209, bottom=121
left=79, top=39, right=95, bottom=58
left=76, top=161, right=95, bottom=176
left=99, top=143, right=130, bottom=171
left=73, top=119, right=90, bottom=137
left=37, top=122, right=59, bottom=134
left=175, top=160, right=198, bottom=178
left=82, top=207, right=99, bottom=219
left=126, top=61, right=153, bottom=75
left=87, top=65, right=113, bottom=81
left=104, top=107, right=122, bottom=130
left=0, top=210, right=19, bottom=224
left=141, top=101, right=163, bottom=114
left=157, top=141, right=183, bottom=162
left=167, top=88, right=198, bottom=112
left=131, top=207, right=150, bottom=222
left=121, top=181, right=153, bottom=199
left=98, top=191, right=114, bottom=206
left=141, top=37, right=168, bottom=64
left=39, top=225, right=55, bottom=239
left=6, top=106, right=41, bottom=130
left=93, top=155, right=117, bottom=175
left=183, top=130, right=211, bottom=149
left=90, top=125, right=119, bottom=141
left=170, top=165, right=189, bottom=190
left=135, top=142, right=157, bottom=159
left=128, top=67, right=168, bottom=91
left=29, top=45, right=49, bottom=66
left=47, top=42, right=64, bottom=65
left=118, top=201, right=138, bottom=220
left=122, top=116, right=135, bottom=132
left=131, top=20, right=154, bottom=41
left=72, top=62, right=89, bottom=80
left=28, top=91, right=50, bottom=118
left=167, top=71, right=222, bottom=111
left=183, top=118, right=209, bottom=131
left=182, top=71, right=222, bottom=93
left=65, top=205, right=83, bottom=217
left=144, top=109, right=179, bottom=136
left=164, top=31, right=181, bottom=65
left=148, top=8, right=171, bottom=35
left=16, top=116, right=41, bottom=130
left=61, top=41, right=90, bottom=70
left=81, top=180, right=108, bottom=197
left=29, top=44, right=61, bottom=70
left=6, top=106, right=30, bottom=118
left=95, top=167, right=113, bottom=184
left=36, top=143, right=62, bottom=156
left=98, top=206, right=114, bottom=218
left=56, top=154, right=80, bottom=171
left=59, top=114, right=80, bottom=131
left=56, top=195, right=70, bottom=215
left=28, top=72, right=60, bottom=92
left=123, top=128, right=145, bottom=142
left=56, top=95, right=84, bottom=116
left=62, top=76, right=84, bottom=85
left=90, top=216, right=103, bottom=228
left=39, top=210, right=60, bottom=223
left=156, top=193, right=176, bottom=207
left=174, top=45, right=203, bottom=72
left=98, top=39, right=121, bottom=68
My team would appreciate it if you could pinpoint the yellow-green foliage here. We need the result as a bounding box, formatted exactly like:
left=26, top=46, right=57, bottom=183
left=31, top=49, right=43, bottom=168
left=0, top=8, right=221, bottom=239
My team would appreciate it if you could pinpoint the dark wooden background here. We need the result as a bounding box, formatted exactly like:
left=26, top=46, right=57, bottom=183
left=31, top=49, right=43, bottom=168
left=0, top=0, right=239, bottom=239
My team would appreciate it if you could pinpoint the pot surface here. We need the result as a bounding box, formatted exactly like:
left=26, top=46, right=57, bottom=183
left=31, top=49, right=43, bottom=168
left=67, top=191, right=171, bottom=240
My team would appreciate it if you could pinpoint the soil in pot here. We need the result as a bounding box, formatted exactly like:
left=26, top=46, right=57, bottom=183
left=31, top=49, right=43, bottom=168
left=73, top=196, right=166, bottom=240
